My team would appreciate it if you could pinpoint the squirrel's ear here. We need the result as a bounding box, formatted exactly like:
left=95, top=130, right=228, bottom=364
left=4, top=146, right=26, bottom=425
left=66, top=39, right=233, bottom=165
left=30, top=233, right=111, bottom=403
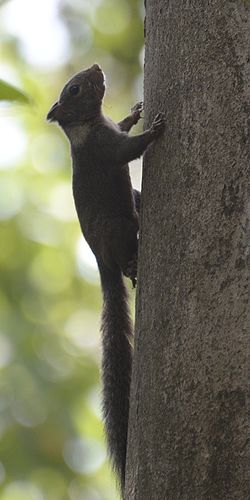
left=47, top=102, right=59, bottom=122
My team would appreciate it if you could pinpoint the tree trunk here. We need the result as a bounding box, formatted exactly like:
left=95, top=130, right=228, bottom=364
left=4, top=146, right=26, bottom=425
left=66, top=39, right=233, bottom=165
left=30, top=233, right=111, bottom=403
left=125, top=1, right=250, bottom=499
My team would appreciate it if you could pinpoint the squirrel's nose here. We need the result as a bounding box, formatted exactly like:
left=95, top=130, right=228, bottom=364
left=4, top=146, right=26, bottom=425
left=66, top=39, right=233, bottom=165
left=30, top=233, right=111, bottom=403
left=92, top=63, right=102, bottom=72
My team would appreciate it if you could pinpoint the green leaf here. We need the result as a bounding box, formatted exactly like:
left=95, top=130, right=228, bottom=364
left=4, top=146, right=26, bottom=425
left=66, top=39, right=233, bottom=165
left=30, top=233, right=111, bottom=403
left=0, top=79, right=30, bottom=103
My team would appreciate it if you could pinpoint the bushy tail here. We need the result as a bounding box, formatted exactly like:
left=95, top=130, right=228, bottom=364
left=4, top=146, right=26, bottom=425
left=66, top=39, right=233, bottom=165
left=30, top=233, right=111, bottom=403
left=98, top=260, right=133, bottom=494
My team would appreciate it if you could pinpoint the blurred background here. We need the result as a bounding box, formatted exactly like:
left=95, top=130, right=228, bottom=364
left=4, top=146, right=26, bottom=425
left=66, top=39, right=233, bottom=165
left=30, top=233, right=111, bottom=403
left=0, top=0, right=143, bottom=498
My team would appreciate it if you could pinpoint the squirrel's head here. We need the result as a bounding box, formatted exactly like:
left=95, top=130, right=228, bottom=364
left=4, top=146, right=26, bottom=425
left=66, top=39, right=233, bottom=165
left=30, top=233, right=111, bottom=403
left=47, top=64, right=105, bottom=127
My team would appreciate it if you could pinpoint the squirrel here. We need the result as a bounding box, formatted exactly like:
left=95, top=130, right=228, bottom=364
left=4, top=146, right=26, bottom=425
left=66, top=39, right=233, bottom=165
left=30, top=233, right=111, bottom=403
left=47, top=64, right=164, bottom=496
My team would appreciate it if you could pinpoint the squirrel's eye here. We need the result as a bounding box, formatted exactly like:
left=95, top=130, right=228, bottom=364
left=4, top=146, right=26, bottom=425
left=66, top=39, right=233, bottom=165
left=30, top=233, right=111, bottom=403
left=69, top=84, right=80, bottom=96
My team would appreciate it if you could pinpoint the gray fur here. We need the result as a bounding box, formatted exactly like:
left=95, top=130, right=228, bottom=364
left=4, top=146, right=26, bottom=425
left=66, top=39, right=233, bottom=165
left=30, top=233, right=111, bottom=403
left=47, top=64, right=164, bottom=495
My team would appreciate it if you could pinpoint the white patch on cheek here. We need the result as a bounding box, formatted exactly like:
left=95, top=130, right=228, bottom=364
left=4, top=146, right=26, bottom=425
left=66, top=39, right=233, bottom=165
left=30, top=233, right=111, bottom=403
left=65, top=124, right=91, bottom=148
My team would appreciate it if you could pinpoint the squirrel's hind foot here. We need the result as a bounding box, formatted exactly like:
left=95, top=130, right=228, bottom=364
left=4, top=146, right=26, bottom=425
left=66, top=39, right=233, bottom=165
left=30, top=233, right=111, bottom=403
left=124, top=255, right=137, bottom=288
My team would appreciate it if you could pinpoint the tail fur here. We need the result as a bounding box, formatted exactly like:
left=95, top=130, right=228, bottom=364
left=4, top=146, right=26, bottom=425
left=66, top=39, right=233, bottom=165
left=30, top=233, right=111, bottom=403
left=98, top=260, right=133, bottom=494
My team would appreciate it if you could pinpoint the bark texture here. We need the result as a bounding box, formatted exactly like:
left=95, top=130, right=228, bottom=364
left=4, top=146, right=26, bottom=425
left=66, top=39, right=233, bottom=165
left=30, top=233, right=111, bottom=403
left=125, top=1, right=250, bottom=499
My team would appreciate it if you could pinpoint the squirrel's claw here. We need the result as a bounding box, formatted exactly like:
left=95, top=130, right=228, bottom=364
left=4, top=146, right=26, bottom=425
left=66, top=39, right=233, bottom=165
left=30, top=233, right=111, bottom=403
left=131, top=101, right=144, bottom=124
left=131, top=101, right=143, bottom=113
left=150, top=112, right=165, bottom=137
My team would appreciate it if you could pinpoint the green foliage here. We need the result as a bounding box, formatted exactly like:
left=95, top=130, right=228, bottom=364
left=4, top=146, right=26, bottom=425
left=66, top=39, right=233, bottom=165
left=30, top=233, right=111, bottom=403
left=0, top=0, right=143, bottom=498
left=0, top=79, right=29, bottom=103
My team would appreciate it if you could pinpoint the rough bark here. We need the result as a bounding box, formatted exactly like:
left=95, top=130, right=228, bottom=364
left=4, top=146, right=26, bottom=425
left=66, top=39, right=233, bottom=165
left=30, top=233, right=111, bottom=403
left=125, top=1, right=250, bottom=499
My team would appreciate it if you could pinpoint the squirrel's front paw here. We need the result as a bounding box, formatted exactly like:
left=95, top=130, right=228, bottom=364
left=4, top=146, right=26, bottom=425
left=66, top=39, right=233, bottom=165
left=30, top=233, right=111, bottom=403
left=131, top=101, right=144, bottom=124
left=150, top=112, right=165, bottom=138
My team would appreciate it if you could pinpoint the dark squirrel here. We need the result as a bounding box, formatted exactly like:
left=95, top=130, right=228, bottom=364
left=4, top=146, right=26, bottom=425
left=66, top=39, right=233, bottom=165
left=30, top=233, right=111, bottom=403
left=47, top=64, right=164, bottom=495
